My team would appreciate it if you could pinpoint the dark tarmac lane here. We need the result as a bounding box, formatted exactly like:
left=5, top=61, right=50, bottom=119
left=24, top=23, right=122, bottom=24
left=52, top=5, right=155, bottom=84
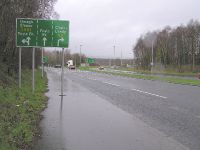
left=33, top=68, right=200, bottom=150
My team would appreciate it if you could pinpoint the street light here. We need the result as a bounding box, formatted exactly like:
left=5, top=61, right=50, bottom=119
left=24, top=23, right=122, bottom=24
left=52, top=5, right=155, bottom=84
left=129, top=51, right=134, bottom=66
left=121, top=50, right=123, bottom=67
left=80, top=44, right=82, bottom=65
left=151, top=40, right=154, bottom=66
left=113, top=45, right=115, bottom=66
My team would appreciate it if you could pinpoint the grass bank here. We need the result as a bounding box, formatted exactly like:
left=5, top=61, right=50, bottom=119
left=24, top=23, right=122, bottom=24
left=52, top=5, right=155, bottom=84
left=79, top=67, right=200, bottom=86
left=0, top=69, right=47, bottom=150
left=110, top=67, right=198, bottom=77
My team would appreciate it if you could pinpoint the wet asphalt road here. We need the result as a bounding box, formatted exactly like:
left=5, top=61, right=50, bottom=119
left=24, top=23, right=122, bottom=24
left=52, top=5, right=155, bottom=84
left=34, top=68, right=200, bottom=150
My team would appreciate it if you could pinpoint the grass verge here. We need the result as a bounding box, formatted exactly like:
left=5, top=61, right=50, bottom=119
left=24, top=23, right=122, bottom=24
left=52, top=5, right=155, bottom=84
left=0, top=69, right=48, bottom=150
left=79, top=67, right=200, bottom=86
left=112, top=67, right=198, bottom=77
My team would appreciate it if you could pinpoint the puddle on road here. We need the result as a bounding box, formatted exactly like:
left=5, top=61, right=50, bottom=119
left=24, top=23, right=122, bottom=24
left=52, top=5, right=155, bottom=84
left=33, top=70, right=189, bottom=150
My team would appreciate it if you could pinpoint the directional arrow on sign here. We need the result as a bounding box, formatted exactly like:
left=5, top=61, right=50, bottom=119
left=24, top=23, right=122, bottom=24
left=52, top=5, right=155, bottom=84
left=26, top=37, right=31, bottom=45
left=57, top=37, right=64, bottom=47
left=43, top=37, right=47, bottom=46
left=22, top=37, right=31, bottom=45
left=22, top=39, right=26, bottom=44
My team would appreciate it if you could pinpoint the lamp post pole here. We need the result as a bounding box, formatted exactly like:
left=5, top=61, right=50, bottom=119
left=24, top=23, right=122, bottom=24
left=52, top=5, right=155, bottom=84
left=80, top=45, right=82, bottom=66
left=113, top=45, right=115, bottom=66
left=151, top=41, right=154, bottom=66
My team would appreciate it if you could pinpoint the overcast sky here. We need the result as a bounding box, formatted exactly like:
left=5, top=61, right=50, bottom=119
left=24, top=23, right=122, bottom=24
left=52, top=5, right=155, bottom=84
left=55, top=0, right=200, bottom=58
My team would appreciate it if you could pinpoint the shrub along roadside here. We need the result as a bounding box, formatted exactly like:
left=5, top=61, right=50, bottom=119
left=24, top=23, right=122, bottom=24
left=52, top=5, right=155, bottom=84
left=0, top=69, right=48, bottom=150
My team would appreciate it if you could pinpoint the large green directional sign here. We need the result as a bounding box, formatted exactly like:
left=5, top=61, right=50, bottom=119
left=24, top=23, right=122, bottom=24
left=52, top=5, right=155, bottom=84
left=16, top=18, right=69, bottom=48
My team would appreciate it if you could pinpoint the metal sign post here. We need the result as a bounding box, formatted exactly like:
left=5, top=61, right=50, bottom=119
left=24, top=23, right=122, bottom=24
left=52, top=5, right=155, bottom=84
left=60, top=48, right=65, bottom=96
left=42, top=48, right=44, bottom=78
left=80, top=45, right=82, bottom=65
left=19, top=48, right=22, bottom=88
left=32, top=48, right=35, bottom=93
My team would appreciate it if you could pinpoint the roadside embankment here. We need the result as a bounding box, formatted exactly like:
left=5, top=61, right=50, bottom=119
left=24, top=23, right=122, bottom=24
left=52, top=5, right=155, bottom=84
left=0, top=69, right=48, bottom=150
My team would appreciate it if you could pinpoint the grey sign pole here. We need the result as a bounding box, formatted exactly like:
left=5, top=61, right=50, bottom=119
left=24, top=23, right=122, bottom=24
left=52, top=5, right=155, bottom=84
left=61, top=48, right=65, bottom=96
left=151, top=41, right=154, bottom=66
left=42, top=48, right=44, bottom=78
left=19, top=47, right=22, bottom=88
left=32, top=48, right=35, bottom=93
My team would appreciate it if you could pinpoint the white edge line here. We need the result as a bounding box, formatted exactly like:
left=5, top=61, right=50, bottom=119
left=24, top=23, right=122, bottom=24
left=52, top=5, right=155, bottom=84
left=131, top=88, right=167, bottom=99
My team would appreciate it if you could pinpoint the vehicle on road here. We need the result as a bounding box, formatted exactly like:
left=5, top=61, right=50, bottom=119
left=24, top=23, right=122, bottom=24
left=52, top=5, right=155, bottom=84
left=67, top=60, right=75, bottom=69
left=54, top=65, right=61, bottom=68
left=197, top=73, right=200, bottom=79
left=69, top=65, right=75, bottom=70
left=98, top=66, right=104, bottom=70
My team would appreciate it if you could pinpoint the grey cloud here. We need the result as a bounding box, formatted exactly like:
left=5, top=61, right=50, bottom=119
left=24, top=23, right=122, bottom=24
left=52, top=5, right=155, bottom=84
left=55, top=0, right=200, bottom=58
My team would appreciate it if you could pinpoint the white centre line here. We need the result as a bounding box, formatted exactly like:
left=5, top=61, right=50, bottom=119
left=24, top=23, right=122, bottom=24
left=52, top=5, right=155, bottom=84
left=131, top=88, right=167, bottom=99
left=102, top=81, right=121, bottom=87
left=88, top=78, right=97, bottom=81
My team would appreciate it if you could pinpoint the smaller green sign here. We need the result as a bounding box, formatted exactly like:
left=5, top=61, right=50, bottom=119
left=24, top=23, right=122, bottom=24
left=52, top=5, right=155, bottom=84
left=43, top=56, right=48, bottom=63
left=87, top=58, right=94, bottom=64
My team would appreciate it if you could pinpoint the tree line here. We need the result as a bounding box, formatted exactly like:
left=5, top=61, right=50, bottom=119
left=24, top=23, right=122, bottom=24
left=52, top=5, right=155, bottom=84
left=0, top=0, right=58, bottom=83
left=133, top=20, right=200, bottom=72
left=44, top=49, right=86, bottom=67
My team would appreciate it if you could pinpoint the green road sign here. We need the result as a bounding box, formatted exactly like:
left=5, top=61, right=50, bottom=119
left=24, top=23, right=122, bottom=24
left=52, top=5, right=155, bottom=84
left=16, top=18, right=69, bottom=48
left=16, top=19, right=37, bottom=47
left=52, top=21, right=69, bottom=48
left=87, top=58, right=94, bottom=64
left=43, top=56, right=48, bottom=63
left=38, top=20, right=52, bottom=47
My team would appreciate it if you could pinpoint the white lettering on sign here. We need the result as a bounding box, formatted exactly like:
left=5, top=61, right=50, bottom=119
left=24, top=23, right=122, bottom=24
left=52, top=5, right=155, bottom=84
left=55, top=26, right=66, bottom=30
left=40, top=29, right=50, bottom=37
left=40, top=29, right=50, bottom=33
left=55, top=30, right=67, bottom=34
left=20, top=20, right=34, bottom=24
left=55, top=26, right=67, bottom=34
left=18, top=32, right=28, bottom=36
left=29, top=32, right=34, bottom=36
left=20, top=24, right=33, bottom=28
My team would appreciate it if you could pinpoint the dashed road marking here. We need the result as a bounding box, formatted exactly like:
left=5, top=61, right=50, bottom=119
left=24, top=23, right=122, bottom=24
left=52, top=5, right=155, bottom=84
left=88, top=78, right=97, bottom=81
left=131, top=88, right=167, bottom=99
left=102, top=82, right=120, bottom=87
